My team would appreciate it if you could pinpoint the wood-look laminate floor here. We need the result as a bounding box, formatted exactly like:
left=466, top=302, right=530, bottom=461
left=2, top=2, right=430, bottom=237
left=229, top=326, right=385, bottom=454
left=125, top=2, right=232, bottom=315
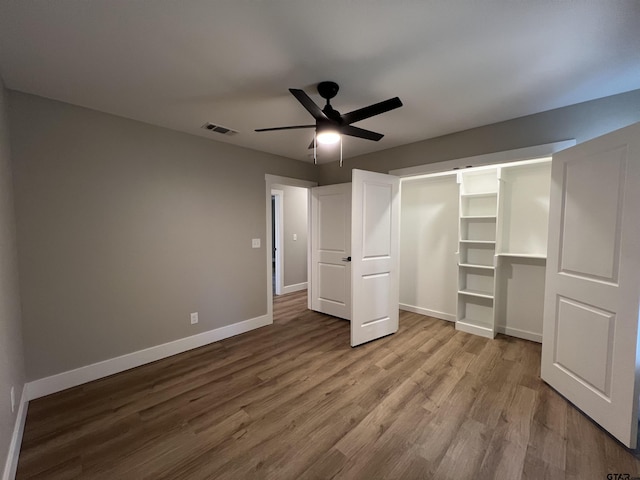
left=16, top=291, right=640, bottom=479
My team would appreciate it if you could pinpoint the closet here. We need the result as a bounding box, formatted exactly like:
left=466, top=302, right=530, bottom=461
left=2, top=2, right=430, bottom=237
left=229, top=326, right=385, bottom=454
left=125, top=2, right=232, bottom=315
left=306, top=125, right=640, bottom=449
left=400, top=158, right=551, bottom=342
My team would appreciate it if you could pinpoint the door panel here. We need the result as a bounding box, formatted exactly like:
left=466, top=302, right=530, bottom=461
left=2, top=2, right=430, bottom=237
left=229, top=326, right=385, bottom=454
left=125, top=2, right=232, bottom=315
left=351, top=170, right=400, bottom=347
left=559, top=147, right=625, bottom=281
left=318, top=263, right=347, bottom=304
left=319, top=193, right=349, bottom=251
left=542, top=122, right=640, bottom=448
left=310, top=183, right=351, bottom=320
left=554, top=297, right=614, bottom=396
left=362, top=183, right=392, bottom=257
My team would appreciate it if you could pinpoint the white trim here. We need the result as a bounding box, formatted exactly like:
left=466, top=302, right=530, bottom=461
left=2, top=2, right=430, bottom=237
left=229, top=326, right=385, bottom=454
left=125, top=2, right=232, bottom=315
left=265, top=174, right=317, bottom=189
left=2, top=385, right=28, bottom=480
left=271, top=189, right=284, bottom=295
left=26, top=314, right=270, bottom=401
left=496, top=325, right=542, bottom=343
left=399, top=304, right=456, bottom=322
left=307, top=187, right=313, bottom=311
left=282, top=282, right=308, bottom=295
left=390, top=140, right=576, bottom=178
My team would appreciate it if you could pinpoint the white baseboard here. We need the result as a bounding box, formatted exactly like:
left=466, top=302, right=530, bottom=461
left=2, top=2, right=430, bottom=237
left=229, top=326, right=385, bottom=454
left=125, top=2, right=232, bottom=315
left=281, top=282, right=307, bottom=295
left=2, top=385, right=28, bottom=480
left=399, top=304, right=456, bottom=322
left=26, top=313, right=272, bottom=401
left=496, top=325, right=542, bottom=343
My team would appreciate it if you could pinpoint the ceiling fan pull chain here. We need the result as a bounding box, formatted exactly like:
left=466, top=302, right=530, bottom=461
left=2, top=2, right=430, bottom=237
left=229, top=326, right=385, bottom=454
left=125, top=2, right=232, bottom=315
left=340, top=135, right=343, bottom=167
left=314, top=135, right=317, bottom=165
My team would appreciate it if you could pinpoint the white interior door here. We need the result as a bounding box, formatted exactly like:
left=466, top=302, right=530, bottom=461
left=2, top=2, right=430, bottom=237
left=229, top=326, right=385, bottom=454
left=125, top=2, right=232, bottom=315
left=351, top=169, right=400, bottom=347
left=310, top=183, right=352, bottom=320
left=542, top=122, right=640, bottom=448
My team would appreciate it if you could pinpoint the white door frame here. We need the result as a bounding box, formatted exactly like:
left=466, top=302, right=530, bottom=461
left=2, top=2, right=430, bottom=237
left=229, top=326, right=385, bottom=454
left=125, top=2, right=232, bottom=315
left=271, top=189, right=284, bottom=295
left=265, top=175, right=317, bottom=322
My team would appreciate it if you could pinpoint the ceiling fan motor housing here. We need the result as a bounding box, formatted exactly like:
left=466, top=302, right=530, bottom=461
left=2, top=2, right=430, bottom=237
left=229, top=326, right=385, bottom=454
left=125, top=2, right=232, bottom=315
left=317, top=81, right=339, bottom=100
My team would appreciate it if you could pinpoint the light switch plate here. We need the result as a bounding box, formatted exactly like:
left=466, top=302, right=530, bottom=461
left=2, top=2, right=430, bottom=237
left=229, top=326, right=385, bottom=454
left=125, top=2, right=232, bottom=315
left=252, top=238, right=261, bottom=248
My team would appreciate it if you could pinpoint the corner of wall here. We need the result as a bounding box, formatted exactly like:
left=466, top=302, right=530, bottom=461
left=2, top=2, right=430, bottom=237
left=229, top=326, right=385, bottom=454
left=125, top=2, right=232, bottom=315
left=1, top=387, right=28, bottom=480
left=0, top=79, right=28, bottom=480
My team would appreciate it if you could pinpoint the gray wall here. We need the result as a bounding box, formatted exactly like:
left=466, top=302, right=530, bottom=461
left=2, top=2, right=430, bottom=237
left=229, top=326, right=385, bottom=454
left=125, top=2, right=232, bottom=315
left=273, top=184, right=308, bottom=289
left=318, top=89, right=640, bottom=184
left=9, top=92, right=317, bottom=381
left=0, top=82, right=25, bottom=470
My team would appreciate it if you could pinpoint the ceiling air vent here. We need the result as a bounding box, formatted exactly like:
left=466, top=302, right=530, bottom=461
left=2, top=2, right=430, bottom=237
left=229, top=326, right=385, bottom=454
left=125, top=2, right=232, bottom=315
left=201, top=122, right=238, bottom=136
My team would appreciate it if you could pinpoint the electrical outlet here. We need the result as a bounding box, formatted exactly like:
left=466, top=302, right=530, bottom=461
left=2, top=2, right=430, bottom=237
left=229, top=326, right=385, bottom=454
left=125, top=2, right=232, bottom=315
left=190, top=312, right=198, bottom=325
left=293, top=233, right=297, bottom=241
left=252, top=238, right=261, bottom=248
left=10, top=386, right=15, bottom=413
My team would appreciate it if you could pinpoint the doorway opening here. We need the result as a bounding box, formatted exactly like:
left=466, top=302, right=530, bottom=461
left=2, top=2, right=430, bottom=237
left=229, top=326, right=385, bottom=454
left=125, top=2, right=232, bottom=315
left=265, top=175, right=317, bottom=322
left=271, top=189, right=283, bottom=295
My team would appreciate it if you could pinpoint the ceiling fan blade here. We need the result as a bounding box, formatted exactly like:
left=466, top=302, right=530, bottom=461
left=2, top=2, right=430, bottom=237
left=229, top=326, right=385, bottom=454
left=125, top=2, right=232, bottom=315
left=341, top=125, right=384, bottom=141
left=255, top=125, right=315, bottom=132
left=289, top=89, right=329, bottom=121
left=341, top=97, right=403, bottom=125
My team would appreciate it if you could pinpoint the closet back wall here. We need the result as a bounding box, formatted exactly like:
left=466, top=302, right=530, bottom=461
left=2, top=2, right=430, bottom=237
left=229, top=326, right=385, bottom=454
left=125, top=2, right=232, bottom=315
left=9, top=92, right=317, bottom=382
left=400, top=175, right=459, bottom=321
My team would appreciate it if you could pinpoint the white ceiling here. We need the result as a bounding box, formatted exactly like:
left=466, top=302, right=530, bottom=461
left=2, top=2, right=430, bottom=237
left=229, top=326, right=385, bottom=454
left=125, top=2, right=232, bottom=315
left=1, top=1, right=639, bottom=163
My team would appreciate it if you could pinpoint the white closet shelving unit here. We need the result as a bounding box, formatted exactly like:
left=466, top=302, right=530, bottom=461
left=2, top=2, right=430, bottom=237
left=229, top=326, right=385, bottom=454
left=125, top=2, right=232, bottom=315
left=456, top=169, right=500, bottom=338
left=454, top=158, right=551, bottom=340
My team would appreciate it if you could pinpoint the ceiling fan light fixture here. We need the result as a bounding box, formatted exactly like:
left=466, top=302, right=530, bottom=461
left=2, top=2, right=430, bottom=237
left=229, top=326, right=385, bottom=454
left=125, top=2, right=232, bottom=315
left=316, top=130, right=341, bottom=145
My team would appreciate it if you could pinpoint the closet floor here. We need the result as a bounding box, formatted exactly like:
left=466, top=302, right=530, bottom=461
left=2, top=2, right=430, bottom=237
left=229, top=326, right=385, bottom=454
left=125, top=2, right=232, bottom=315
left=16, top=290, right=640, bottom=479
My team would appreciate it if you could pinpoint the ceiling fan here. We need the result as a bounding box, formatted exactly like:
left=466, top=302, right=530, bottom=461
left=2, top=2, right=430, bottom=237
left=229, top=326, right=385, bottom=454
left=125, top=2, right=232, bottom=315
left=255, top=81, right=403, bottom=150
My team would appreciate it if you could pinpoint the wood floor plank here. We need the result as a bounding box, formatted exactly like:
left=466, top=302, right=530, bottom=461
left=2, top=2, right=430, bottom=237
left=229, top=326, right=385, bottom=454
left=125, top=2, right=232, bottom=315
left=478, top=436, right=527, bottom=480
left=522, top=454, right=567, bottom=480
left=15, top=290, right=640, bottom=479
left=525, top=385, right=568, bottom=471
left=432, top=417, right=493, bottom=479
left=565, top=405, right=609, bottom=480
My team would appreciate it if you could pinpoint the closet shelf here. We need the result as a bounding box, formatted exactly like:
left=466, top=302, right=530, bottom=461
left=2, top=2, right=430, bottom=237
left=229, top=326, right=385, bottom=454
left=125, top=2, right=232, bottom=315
left=458, top=289, right=494, bottom=300
left=460, top=192, right=498, bottom=198
left=460, top=215, right=497, bottom=219
left=497, top=253, right=546, bottom=260
left=456, top=318, right=495, bottom=339
left=458, top=317, right=493, bottom=329
left=459, top=240, right=496, bottom=244
left=459, top=263, right=495, bottom=270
